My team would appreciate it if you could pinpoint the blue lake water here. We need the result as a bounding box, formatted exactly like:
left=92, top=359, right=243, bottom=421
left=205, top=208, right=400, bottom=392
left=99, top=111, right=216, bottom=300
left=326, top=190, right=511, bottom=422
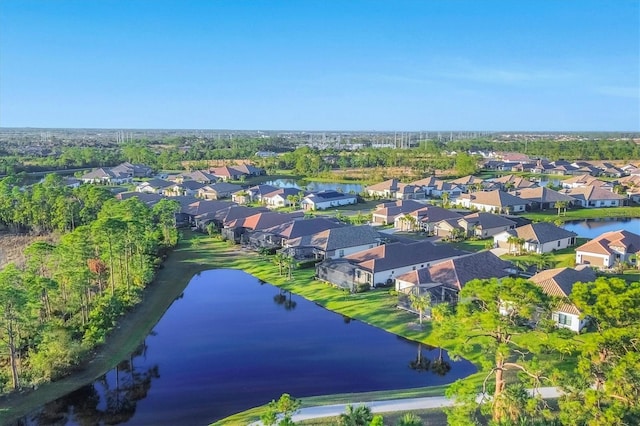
left=20, top=269, right=475, bottom=425
left=562, top=218, right=640, bottom=239
left=265, top=179, right=364, bottom=194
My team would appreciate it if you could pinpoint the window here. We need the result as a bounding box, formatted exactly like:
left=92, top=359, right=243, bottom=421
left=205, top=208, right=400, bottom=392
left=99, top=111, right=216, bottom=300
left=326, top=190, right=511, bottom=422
left=338, top=249, right=344, bottom=257
left=557, top=241, right=561, bottom=247
left=557, top=313, right=572, bottom=326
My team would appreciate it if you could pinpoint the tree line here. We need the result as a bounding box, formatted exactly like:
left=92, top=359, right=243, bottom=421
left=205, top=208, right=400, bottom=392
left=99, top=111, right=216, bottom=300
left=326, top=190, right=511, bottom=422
left=0, top=176, right=180, bottom=392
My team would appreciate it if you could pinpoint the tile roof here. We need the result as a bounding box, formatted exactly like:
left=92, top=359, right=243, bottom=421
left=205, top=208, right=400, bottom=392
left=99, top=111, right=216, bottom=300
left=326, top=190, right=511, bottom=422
left=461, top=212, right=517, bottom=229
left=513, top=187, right=577, bottom=204
left=266, top=217, right=344, bottom=239
left=460, top=190, right=529, bottom=208
left=529, top=266, right=597, bottom=315
left=510, top=222, right=577, bottom=244
left=345, top=240, right=467, bottom=273
left=228, top=211, right=303, bottom=230
left=576, top=230, right=640, bottom=256
left=562, top=186, right=625, bottom=201
left=289, top=225, right=380, bottom=251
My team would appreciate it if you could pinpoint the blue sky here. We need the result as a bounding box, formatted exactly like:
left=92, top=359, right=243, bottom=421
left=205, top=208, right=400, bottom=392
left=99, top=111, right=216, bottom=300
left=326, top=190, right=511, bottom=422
left=1, top=0, right=638, bottom=131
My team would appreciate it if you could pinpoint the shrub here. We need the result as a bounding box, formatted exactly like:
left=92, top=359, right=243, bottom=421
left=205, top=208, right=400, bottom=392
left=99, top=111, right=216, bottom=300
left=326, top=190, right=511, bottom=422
left=355, top=282, right=371, bottom=293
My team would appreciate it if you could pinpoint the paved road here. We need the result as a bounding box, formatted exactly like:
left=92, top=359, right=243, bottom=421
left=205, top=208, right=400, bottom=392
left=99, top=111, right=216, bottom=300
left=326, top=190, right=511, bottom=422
left=249, top=387, right=562, bottom=424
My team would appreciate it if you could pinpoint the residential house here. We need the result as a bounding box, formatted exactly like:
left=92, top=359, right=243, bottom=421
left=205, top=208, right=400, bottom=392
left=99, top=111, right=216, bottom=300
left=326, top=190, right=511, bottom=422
left=175, top=170, right=218, bottom=184
left=393, top=205, right=461, bottom=233
left=575, top=230, right=640, bottom=269
left=529, top=266, right=597, bottom=332
left=561, top=186, right=626, bottom=208
left=458, top=190, right=530, bottom=214
left=267, top=217, right=345, bottom=248
left=561, top=174, right=612, bottom=190
left=135, top=179, right=174, bottom=195
left=371, top=200, right=426, bottom=225
left=430, top=180, right=462, bottom=199
left=222, top=211, right=303, bottom=243
left=210, top=165, right=246, bottom=181
left=493, top=222, right=577, bottom=254
left=448, top=175, right=485, bottom=193
left=197, top=182, right=243, bottom=200
left=365, top=179, right=425, bottom=200
left=300, top=190, right=357, bottom=210
left=232, top=184, right=279, bottom=204
left=395, top=251, right=515, bottom=305
left=81, top=167, right=132, bottom=185
left=489, top=175, right=536, bottom=191
left=167, top=180, right=205, bottom=197
left=232, top=163, right=265, bottom=177
left=261, top=187, right=305, bottom=209
left=285, top=225, right=381, bottom=260
left=178, top=199, right=238, bottom=229
left=316, top=240, right=467, bottom=290
left=512, top=187, right=576, bottom=211
left=115, top=191, right=164, bottom=207
left=111, top=162, right=153, bottom=178
left=434, top=212, right=517, bottom=239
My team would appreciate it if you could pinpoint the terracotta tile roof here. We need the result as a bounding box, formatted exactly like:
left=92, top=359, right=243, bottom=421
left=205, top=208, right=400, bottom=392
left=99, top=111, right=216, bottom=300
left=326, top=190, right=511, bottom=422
left=576, top=230, right=640, bottom=256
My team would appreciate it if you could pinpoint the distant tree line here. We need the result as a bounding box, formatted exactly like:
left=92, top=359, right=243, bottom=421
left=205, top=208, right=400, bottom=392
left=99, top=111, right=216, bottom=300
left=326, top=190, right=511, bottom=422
left=0, top=175, right=180, bottom=392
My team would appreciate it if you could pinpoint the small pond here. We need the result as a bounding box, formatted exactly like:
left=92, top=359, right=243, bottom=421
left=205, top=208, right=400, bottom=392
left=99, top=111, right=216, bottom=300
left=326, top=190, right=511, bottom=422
left=19, top=269, right=475, bottom=425
left=562, top=218, right=640, bottom=239
left=265, top=179, right=364, bottom=194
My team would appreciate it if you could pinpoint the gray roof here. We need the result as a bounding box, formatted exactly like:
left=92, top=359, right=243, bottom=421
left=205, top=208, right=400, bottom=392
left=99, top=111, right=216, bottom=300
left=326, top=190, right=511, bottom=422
left=462, top=212, right=517, bottom=229
left=289, top=225, right=380, bottom=251
left=462, top=190, right=530, bottom=207
left=143, top=178, right=174, bottom=189
left=265, top=217, right=344, bottom=239
left=345, top=240, right=467, bottom=273
left=397, top=251, right=513, bottom=290
left=205, top=182, right=243, bottom=194
left=513, top=187, right=576, bottom=204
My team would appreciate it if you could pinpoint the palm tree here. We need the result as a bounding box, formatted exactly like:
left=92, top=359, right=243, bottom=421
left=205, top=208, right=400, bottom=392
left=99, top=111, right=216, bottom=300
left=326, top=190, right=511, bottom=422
left=273, top=252, right=286, bottom=276
left=533, top=252, right=554, bottom=271
left=555, top=200, right=568, bottom=216
left=396, top=412, right=423, bottom=426
left=516, top=237, right=526, bottom=255
left=339, top=404, right=373, bottom=426
left=400, top=213, right=417, bottom=232
left=408, top=292, right=431, bottom=325
left=441, top=191, right=450, bottom=208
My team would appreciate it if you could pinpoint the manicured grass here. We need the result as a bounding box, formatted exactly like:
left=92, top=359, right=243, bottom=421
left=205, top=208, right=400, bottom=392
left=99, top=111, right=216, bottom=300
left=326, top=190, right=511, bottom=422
left=521, top=206, right=640, bottom=223
left=447, top=239, right=492, bottom=253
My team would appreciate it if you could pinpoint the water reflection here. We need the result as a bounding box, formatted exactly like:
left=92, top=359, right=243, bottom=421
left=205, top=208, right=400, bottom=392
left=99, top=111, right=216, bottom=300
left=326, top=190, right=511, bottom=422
left=20, top=342, right=158, bottom=426
left=19, top=270, right=475, bottom=425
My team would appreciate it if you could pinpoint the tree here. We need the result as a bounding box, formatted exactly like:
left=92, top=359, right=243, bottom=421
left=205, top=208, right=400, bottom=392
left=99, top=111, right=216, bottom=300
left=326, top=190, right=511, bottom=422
left=558, top=278, right=640, bottom=425
left=533, top=252, right=555, bottom=272
left=369, top=415, right=384, bottom=426
left=555, top=200, right=568, bottom=216
left=455, top=152, right=478, bottom=176
left=261, top=393, right=301, bottom=426
left=273, top=252, right=287, bottom=276
left=433, top=278, right=552, bottom=424
left=408, top=292, right=431, bottom=325
left=339, top=404, right=373, bottom=426
left=0, top=264, right=30, bottom=390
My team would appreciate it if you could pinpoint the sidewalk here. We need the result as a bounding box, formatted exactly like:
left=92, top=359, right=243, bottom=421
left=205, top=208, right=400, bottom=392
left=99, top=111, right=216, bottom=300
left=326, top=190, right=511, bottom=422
left=249, top=387, right=561, bottom=425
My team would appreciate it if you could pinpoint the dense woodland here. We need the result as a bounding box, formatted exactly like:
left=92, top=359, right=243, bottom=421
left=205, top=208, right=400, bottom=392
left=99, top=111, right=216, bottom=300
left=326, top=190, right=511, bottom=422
left=0, top=175, right=180, bottom=392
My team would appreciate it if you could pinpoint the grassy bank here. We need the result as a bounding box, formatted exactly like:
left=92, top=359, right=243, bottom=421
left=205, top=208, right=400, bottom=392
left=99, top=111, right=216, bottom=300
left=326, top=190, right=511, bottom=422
left=521, top=206, right=640, bottom=223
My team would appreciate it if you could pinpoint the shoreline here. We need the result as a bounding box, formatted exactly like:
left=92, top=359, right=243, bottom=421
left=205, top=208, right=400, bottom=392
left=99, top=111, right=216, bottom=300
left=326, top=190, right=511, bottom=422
left=0, top=231, right=237, bottom=423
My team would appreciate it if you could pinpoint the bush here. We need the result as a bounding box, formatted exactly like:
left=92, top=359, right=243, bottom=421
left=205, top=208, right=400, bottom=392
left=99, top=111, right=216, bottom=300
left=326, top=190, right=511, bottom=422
left=355, top=282, right=371, bottom=293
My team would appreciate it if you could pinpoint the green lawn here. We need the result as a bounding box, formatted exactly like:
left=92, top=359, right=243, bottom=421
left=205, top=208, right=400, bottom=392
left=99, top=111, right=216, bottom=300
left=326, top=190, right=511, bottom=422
left=522, top=206, right=640, bottom=223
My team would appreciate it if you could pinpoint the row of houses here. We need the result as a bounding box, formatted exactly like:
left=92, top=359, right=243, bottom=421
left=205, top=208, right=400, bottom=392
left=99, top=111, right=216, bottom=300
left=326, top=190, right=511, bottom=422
left=483, top=157, right=639, bottom=178
left=81, top=163, right=265, bottom=185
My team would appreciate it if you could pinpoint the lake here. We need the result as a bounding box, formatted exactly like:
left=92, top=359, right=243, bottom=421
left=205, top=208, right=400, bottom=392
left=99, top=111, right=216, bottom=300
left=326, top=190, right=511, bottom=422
left=562, top=218, right=640, bottom=239
left=265, top=179, right=364, bottom=194
left=19, top=269, right=475, bottom=426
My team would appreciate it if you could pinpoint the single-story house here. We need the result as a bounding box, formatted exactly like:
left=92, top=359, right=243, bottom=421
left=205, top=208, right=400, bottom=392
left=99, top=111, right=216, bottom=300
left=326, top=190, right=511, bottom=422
left=575, top=230, right=640, bottom=269
left=81, top=167, right=132, bottom=185
left=197, top=182, right=243, bottom=200
left=210, top=165, right=246, bottom=181
left=371, top=200, right=426, bottom=225
left=167, top=180, right=206, bottom=197
left=493, top=222, right=577, bottom=254
left=136, top=178, right=174, bottom=194
left=489, top=175, right=536, bottom=191
left=393, top=205, right=461, bottom=233
left=458, top=190, right=529, bottom=214
left=561, top=186, right=626, bottom=208
left=284, top=225, right=381, bottom=260
left=232, top=184, right=280, bottom=204
left=300, top=190, right=357, bottom=210
left=316, top=240, right=467, bottom=290
left=512, top=187, right=577, bottom=211
left=448, top=175, right=485, bottom=193
left=529, top=266, right=597, bottom=332
left=365, top=179, right=425, bottom=200
left=395, top=251, right=515, bottom=306
left=262, top=187, right=306, bottom=208
left=222, top=211, right=303, bottom=244
left=434, top=212, right=517, bottom=239
left=561, top=174, right=612, bottom=190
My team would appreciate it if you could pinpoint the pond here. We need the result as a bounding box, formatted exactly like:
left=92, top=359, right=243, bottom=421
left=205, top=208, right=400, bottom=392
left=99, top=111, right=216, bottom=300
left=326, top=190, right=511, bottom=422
left=19, top=269, right=475, bottom=426
left=265, top=178, right=364, bottom=194
left=562, top=217, right=640, bottom=239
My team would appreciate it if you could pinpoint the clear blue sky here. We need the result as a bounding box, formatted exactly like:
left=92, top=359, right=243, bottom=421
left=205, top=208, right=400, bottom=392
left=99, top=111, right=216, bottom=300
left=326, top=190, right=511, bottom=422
left=1, top=0, right=638, bottom=131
